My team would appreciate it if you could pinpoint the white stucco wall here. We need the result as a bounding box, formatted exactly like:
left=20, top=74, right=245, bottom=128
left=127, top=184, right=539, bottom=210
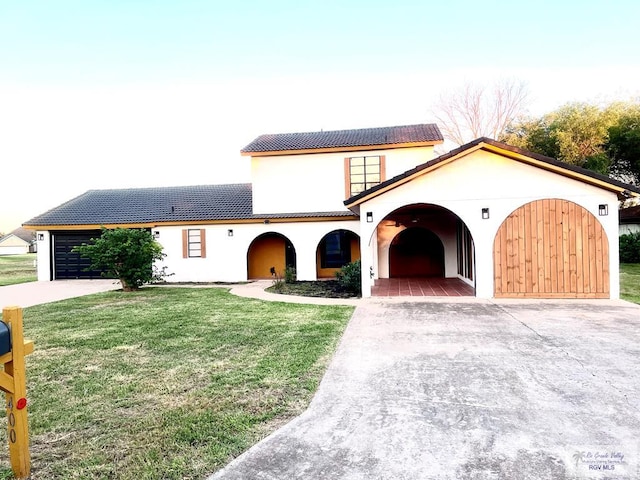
left=357, top=149, right=621, bottom=298
left=250, top=146, right=435, bottom=214
left=36, top=231, right=50, bottom=280
left=381, top=146, right=437, bottom=179
left=155, top=220, right=360, bottom=283
left=35, top=221, right=361, bottom=283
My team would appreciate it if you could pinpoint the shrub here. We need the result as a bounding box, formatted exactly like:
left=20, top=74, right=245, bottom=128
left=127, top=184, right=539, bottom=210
left=72, top=227, right=168, bottom=291
left=620, top=232, right=640, bottom=263
left=335, top=260, right=361, bottom=295
left=284, top=266, right=297, bottom=284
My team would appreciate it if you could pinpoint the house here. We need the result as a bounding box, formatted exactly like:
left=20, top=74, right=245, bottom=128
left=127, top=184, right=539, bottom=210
left=23, top=123, right=640, bottom=299
left=0, top=228, right=35, bottom=255
left=619, top=205, right=640, bottom=235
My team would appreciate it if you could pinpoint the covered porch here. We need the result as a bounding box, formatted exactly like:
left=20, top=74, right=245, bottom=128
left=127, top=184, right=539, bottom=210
left=366, top=203, right=476, bottom=297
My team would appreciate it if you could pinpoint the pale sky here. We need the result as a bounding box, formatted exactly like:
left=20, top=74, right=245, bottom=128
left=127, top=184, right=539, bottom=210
left=1, top=0, right=639, bottom=233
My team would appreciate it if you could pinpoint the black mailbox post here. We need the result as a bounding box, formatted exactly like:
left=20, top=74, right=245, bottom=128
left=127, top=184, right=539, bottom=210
left=0, top=321, right=11, bottom=356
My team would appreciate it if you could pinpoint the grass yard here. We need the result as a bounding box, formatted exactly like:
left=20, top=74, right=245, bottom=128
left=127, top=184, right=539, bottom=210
left=0, top=287, right=354, bottom=479
left=620, top=263, right=640, bottom=304
left=0, top=254, right=37, bottom=286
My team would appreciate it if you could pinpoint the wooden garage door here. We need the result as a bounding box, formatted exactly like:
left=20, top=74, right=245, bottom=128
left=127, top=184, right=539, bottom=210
left=494, top=199, right=609, bottom=298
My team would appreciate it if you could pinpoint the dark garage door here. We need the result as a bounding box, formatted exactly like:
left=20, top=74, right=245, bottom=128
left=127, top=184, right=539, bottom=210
left=53, top=231, right=106, bottom=279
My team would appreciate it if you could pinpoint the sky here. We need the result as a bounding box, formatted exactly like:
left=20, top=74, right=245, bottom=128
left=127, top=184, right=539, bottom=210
left=1, top=0, right=639, bottom=233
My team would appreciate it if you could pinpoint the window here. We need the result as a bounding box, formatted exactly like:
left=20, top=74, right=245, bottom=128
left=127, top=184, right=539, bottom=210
left=182, top=229, right=206, bottom=258
left=345, top=155, right=385, bottom=197
left=320, top=230, right=352, bottom=268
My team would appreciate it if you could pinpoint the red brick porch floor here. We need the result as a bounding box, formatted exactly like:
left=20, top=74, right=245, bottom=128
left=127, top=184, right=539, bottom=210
left=371, top=278, right=475, bottom=297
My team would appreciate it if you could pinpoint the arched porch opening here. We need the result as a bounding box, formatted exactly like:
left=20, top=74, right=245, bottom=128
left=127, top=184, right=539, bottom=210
left=247, top=232, right=296, bottom=279
left=372, top=203, right=476, bottom=296
left=316, top=229, right=361, bottom=278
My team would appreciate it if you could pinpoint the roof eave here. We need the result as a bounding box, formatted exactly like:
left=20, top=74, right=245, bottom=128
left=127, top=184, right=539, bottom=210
left=241, top=140, right=443, bottom=157
left=23, top=214, right=360, bottom=230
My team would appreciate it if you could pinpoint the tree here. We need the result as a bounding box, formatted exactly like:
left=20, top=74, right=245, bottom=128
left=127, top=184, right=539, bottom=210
left=502, top=100, right=639, bottom=176
left=73, top=227, right=168, bottom=291
left=606, top=106, right=640, bottom=184
left=432, top=79, right=529, bottom=146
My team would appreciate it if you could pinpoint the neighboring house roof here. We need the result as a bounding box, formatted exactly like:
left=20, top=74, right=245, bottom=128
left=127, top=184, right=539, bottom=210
left=620, top=205, right=640, bottom=223
left=345, top=137, right=640, bottom=208
left=0, top=227, right=34, bottom=244
left=241, top=124, right=443, bottom=156
left=23, top=184, right=355, bottom=228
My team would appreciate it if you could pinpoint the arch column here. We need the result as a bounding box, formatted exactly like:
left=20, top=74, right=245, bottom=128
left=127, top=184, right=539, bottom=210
left=294, top=242, right=318, bottom=281
left=474, top=234, right=494, bottom=298
left=359, top=217, right=377, bottom=298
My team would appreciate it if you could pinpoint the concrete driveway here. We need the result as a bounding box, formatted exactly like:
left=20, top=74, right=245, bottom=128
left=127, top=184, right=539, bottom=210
left=0, top=280, right=122, bottom=309
left=210, top=298, right=640, bottom=480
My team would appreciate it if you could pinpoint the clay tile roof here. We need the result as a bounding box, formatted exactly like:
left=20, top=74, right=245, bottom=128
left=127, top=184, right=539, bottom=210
left=241, top=124, right=443, bottom=153
left=23, top=184, right=254, bottom=226
left=22, top=184, right=357, bottom=227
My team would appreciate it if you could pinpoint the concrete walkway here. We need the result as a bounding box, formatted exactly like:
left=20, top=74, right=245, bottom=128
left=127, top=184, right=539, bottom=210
left=0, top=279, right=356, bottom=311
left=0, top=279, right=122, bottom=309
left=210, top=298, right=640, bottom=480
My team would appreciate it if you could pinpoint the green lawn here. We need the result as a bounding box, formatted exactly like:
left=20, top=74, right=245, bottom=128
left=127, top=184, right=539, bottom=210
left=620, top=263, right=640, bottom=305
left=0, top=254, right=37, bottom=286
left=0, top=288, right=354, bottom=480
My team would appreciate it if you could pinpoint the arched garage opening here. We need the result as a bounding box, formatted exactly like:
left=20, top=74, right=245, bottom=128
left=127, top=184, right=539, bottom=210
left=493, top=198, right=609, bottom=298
left=316, top=229, right=360, bottom=278
left=247, top=233, right=296, bottom=279
left=389, top=227, right=444, bottom=277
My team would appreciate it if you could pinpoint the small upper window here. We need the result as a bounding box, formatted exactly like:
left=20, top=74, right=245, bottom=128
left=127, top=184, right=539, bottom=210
left=346, top=156, right=384, bottom=197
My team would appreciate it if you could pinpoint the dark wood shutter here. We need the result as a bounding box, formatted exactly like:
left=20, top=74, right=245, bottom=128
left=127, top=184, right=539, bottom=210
left=200, top=229, right=206, bottom=258
left=182, top=230, right=188, bottom=258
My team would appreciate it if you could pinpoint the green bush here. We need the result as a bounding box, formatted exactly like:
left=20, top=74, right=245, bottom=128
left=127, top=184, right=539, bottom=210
left=72, top=227, right=168, bottom=291
left=620, top=232, right=640, bottom=263
left=284, top=266, right=297, bottom=284
left=335, top=260, right=361, bottom=295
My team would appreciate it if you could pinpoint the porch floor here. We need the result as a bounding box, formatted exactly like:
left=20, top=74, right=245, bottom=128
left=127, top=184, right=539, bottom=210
left=371, top=277, right=475, bottom=297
